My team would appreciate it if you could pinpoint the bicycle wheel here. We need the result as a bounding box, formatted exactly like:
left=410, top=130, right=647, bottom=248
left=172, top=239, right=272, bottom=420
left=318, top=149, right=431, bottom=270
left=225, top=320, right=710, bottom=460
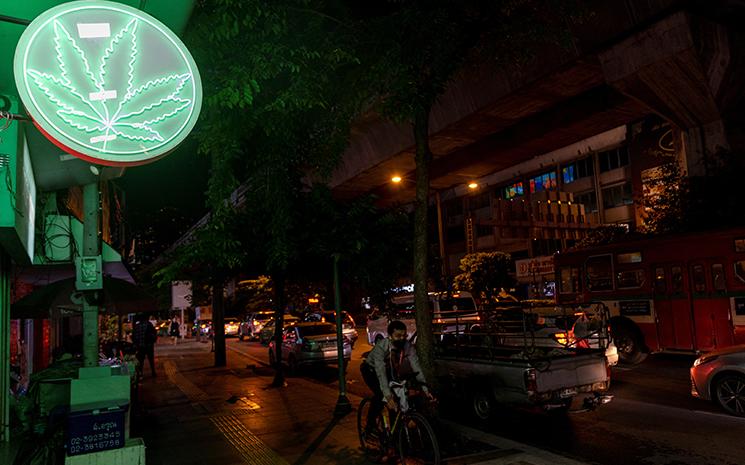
left=397, top=412, right=441, bottom=465
left=357, top=397, right=384, bottom=455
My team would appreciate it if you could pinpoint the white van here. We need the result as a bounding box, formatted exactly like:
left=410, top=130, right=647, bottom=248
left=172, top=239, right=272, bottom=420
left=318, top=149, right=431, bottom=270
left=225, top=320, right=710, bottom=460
left=365, top=291, right=479, bottom=345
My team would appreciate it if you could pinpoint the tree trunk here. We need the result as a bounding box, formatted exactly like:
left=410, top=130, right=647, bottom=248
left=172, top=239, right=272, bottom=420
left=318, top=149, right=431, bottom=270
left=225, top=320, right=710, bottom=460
left=270, top=272, right=286, bottom=387
left=412, top=103, right=435, bottom=385
left=212, top=282, right=226, bottom=367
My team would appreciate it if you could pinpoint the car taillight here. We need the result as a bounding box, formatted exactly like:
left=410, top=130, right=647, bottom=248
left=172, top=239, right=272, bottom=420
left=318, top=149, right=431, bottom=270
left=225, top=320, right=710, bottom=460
left=552, top=332, right=569, bottom=346
left=524, top=368, right=537, bottom=394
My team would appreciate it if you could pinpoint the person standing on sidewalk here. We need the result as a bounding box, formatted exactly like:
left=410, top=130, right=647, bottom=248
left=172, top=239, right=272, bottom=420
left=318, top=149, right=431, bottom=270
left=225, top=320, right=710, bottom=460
left=170, top=316, right=181, bottom=345
left=133, top=314, right=157, bottom=377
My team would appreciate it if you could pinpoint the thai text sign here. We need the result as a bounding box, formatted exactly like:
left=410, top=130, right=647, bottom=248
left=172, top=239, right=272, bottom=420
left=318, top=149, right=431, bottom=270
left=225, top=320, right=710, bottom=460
left=14, top=0, right=202, bottom=166
left=516, top=256, right=555, bottom=279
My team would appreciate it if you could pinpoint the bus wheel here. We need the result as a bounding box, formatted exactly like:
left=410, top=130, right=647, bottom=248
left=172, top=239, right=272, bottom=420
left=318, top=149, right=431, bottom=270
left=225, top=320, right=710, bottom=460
left=613, top=326, right=646, bottom=365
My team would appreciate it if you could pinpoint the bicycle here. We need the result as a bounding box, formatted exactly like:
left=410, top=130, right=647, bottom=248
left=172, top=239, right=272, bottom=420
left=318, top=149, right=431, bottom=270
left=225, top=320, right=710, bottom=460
left=357, top=380, right=441, bottom=465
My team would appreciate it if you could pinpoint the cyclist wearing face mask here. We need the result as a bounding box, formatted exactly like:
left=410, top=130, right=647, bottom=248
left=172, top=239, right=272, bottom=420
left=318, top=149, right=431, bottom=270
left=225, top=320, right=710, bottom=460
left=361, top=320, right=433, bottom=426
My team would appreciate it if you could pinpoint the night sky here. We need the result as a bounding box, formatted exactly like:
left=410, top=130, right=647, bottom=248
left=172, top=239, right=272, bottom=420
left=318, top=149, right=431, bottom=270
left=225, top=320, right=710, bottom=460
left=117, top=139, right=210, bottom=234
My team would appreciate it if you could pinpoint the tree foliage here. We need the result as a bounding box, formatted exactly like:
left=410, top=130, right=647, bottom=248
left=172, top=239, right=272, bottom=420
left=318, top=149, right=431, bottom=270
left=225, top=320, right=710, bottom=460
left=453, top=252, right=515, bottom=303
left=352, top=0, right=585, bottom=381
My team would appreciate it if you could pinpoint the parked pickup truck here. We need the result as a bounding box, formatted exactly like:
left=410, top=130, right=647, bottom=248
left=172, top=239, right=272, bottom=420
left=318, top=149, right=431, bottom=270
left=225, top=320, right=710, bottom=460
left=434, top=302, right=613, bottom=420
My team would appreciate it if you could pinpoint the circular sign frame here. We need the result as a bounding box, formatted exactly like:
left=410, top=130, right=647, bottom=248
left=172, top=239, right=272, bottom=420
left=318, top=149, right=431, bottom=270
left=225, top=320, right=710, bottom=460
left=14, top=0, right=202, bottom=166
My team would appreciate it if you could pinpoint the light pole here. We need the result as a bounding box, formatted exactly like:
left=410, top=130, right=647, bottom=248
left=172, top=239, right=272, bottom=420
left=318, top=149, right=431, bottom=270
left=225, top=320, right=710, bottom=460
left=333, top=254, right=352, bottom=416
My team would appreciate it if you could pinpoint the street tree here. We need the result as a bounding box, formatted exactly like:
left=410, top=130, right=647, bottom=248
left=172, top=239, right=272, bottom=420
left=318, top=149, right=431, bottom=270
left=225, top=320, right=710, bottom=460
left=453, top=252, right=515, bottom=304
left=179, top=0, right=364, bottom=384
left=355, top=1, right=584, bottom=380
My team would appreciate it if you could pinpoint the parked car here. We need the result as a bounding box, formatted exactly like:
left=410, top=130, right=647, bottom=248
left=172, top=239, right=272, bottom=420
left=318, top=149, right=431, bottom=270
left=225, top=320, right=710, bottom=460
left=366, top=291, right=478, bottom=345
left=239, top=310, right=274, bottom=341
left=224, top=317, right=240, bottom=337
left=259, top=315, right=300, bottom=345
left=268, top=322, right=352, bottom=374
left=691, top=344, right=745, bottom=416
left=304, top=311, right=358, bottom=347
left=192, top=319, right=212, bottom=337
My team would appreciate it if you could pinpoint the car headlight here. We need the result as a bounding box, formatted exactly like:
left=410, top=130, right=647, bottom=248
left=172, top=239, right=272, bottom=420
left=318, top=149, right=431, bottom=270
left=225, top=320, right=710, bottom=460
left=693, top=355, right=718, bottom=367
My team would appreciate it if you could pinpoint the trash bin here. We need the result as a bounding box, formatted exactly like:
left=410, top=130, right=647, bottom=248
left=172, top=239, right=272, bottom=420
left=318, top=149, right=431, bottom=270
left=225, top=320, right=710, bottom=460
left=65, top=404, right=127, bottom=456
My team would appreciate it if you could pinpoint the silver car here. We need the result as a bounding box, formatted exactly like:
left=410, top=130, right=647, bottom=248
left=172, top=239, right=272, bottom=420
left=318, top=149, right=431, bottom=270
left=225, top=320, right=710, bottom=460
left=691, top=344, right=745, bottom=416
left=268, top=322, right=351, bottom=374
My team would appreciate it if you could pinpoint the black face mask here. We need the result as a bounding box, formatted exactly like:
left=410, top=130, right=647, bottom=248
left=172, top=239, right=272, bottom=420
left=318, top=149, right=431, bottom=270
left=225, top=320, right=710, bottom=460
left=392, top=339, right=406, bottom=350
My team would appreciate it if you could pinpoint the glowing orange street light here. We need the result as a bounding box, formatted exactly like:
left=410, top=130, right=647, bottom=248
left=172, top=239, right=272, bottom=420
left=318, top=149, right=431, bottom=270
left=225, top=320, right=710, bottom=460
left=391, top=176, right=402, bottom=183
left=468, top=182, right=478, bottom=189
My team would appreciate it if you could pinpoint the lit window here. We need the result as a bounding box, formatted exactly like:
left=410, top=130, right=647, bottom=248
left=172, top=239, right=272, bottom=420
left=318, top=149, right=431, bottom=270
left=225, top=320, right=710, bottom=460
left=504, top=182, right=524, bottom=199
left=528, top=172, right=557, bottom=194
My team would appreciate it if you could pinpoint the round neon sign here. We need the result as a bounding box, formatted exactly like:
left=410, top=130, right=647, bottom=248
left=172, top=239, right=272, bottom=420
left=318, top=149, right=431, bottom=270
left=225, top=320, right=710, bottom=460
left=14, top=0, right=202, bottom=166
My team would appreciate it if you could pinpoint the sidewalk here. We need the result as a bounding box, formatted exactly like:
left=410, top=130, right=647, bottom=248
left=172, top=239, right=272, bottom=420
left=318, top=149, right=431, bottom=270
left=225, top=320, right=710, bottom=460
left=134, top=339, right=592, bottom=465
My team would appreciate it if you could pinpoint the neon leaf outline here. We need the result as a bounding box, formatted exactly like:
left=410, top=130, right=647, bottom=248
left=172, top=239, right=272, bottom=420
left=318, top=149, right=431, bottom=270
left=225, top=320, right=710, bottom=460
left=26, top=19, right=193, bottom=150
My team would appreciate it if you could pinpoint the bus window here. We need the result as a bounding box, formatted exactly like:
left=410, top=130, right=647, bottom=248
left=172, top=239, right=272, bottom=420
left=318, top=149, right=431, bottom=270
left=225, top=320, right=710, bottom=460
left=735, top=239, right=745, bottom=252
left=654, top=267, right=666, bottom=293
left=672, top=266, right=683, bottom=293
left=586, top=255, right=613, bottom=291
left=559, top=266, right=579, bottom=293
left=617, top=252, right=642, bottom=264
left=691, top=264, right=706, bottom=293
left=735, top=260, right=745, bottom=283
left=712, top=264, right=726, bottom=292
left=617, top=269, right=645, bottom=289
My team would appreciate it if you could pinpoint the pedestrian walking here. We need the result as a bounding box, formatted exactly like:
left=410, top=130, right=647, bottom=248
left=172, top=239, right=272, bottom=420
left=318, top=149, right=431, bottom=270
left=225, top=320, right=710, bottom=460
left=132, top=314, right=157, bottom=378
left=170, top=316, right=181, bottom=345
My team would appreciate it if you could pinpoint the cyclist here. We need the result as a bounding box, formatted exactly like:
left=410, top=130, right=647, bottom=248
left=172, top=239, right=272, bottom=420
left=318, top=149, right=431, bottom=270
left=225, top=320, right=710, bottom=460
left=361, top=320, right=434, bottom=433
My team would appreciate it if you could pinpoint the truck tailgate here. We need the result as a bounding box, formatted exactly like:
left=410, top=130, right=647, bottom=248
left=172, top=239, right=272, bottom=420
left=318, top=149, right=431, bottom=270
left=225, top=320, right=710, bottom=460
left=535, top=353, right=608, bottom=392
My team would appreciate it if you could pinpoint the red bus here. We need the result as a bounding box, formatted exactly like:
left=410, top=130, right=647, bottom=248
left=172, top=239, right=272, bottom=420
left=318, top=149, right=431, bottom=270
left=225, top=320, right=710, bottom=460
left=554, top=228, right=745, bottom=363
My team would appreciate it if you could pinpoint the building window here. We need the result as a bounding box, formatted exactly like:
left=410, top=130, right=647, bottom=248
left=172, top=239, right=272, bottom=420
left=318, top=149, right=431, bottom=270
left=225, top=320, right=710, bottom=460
left=504, top=182, right=524, bottom=199
left=528, top=171, right=557, bottom=194
left=469, top=192, right=491, bottom=210
left=444, top=199, right=463, bottom=217
left=601, top=182, right=633, bottom=209
left=598, top=146, right=629, bottom=173
left=574, top=190, right=598, bottom=213
left=562, top=157, right=594, bottom=184
left=446, top=225, right=465, bottom=244
left=476, top=225, right=493, bottom=238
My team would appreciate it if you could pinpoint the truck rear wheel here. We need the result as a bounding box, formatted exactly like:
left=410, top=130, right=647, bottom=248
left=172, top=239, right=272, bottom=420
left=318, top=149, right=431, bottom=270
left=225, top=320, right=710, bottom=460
left=471, top=389, right=493, bottom=421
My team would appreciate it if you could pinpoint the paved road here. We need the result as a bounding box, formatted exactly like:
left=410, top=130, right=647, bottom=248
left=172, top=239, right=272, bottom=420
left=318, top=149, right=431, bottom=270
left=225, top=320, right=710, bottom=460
left=225, top=335, right=745, bottom=465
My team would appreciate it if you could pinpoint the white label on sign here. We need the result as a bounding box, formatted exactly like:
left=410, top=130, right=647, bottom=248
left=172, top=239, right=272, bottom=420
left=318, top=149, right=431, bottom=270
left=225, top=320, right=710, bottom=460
left=89, top=90, right=117, bottom=101
left=76, top=23, right=111, bottom=38
left=90, top=134, right=117, bottom=143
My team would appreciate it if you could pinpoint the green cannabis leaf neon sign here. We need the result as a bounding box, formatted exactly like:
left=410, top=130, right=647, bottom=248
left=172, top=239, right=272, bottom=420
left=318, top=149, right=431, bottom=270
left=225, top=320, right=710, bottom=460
left=14, top=0, right=202, bottom=166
